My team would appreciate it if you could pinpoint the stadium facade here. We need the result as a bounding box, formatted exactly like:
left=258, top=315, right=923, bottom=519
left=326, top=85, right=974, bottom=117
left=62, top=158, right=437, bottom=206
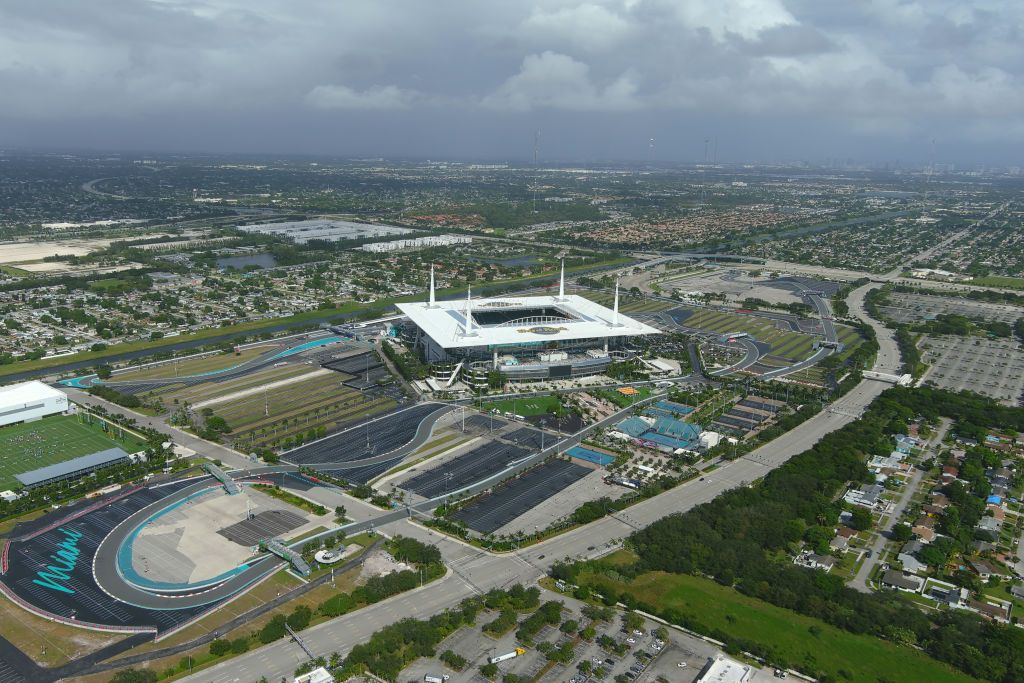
left=0, top=380, right=69, bottom=428
left=397, top=263, right=658, bottom=385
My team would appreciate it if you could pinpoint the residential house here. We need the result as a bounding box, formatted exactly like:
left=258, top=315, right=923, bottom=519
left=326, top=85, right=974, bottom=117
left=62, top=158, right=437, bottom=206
left=830, top=536, right=849, bottom=553
left=912, top=526, right=937, bottom=543
left=969, top=600, right=1011, bottom=623
left=972, top=540, right=994, bottom=554
left=898, top=541, right=928, bottom=575
left=895, top=435, right=919, bottom=452
left=881, top=570, right=923, bottom=593
left=969, top=559, right=1003, bottom=581
left=795, top=553, right=835, bottom=573
left=915, top=515, right=936, bottom=530
left=977, top=517, right=1001, bottom=535
left=845, top=483, right=884, bottom=509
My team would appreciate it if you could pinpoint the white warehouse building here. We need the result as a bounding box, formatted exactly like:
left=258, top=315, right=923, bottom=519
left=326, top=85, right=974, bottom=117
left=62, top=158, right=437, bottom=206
left=0, top=381, right=69, bottom=428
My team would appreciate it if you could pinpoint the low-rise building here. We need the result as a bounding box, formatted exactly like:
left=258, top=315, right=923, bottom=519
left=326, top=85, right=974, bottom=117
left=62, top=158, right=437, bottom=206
left=899, top=540, right=928, bottom=575
left=881, top=570, right=923, bottom=593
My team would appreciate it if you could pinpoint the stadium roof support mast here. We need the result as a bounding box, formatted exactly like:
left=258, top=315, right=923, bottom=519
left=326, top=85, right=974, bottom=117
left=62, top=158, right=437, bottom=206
left=557, top=259, right=565, bottom=301
left=427, top=264, right=436, bottom=308
left=464, top=285, right=477, bottom=336
left=611, top=279, right=621, bottom=327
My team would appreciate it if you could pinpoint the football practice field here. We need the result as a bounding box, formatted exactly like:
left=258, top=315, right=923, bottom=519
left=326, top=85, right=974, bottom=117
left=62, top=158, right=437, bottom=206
left=0, top=414, right=147, bottom=490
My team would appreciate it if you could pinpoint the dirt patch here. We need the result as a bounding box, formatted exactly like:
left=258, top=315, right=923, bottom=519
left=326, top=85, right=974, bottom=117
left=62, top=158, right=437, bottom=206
left=357, top=548, right=412, bottom=583
left=0, top=239, right=115, bottom=263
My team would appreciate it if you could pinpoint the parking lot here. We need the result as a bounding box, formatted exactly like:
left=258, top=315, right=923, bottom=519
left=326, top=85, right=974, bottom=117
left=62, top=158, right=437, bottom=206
left=919, top=335, right=1024, bottom=406
left=399, top=441, right=531, bottom=498
left=880, top=291, right=1024, bottom=324
left=450, top=459, right=590, bottom=534
left=399, top=591, right=724, bottom=683
left=284, top=402, right=449, bottom=466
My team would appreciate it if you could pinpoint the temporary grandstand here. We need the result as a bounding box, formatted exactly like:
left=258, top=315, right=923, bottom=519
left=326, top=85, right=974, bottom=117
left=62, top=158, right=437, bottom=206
left=397, top=263, right=658, bottom=384
left=15, top=447, right=131, bottom=489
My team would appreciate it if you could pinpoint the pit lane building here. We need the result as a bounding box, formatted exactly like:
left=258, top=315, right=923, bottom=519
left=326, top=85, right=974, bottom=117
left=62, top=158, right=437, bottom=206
left=397, top=264, right=658, bottom=385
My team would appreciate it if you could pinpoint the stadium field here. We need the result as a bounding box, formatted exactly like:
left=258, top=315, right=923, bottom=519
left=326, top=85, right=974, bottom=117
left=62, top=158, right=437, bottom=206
left=484, top=395, right=561, bottom=417
left=0, top=414, right=147, bottom=490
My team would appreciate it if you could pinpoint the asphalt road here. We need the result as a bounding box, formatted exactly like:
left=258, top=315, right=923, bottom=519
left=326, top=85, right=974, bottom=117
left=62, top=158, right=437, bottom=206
left=850, top=418, right=950, bottom=592
left=61, top=386, right=255, bottom=469
left=282, top=402, right=452, bottom=469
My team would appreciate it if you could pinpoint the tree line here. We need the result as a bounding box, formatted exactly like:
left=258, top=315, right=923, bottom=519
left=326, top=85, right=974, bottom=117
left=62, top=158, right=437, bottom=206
left=556, top=387, right=1024, bottom=682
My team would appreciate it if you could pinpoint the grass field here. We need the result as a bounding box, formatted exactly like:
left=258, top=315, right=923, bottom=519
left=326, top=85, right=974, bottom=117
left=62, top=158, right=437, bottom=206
left=581, top=291, right=675, bottom=314
left=114, top=346, right=274, bottom=381
left=970, top=275, right=1024, bottom=290
left=205, top=373, right=397, bottom=450
left=0, top=264, right=31, bottom=277
left=578, top=568, right=973, bottom=683
left=141, top=364, right=312, bottom=406
left=87, top=277, right=129, bottom=292
left=484, top=394, right=562, bottom=417
left=0, top=414, right=148, bottom=490
left=784, top=366, right=829, bottom=386
left=683, top=308, right=818, bottom=361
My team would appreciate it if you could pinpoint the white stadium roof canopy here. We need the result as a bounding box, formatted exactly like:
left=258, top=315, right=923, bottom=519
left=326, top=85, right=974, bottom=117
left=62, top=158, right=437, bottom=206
left=397, top=293, right=659, bottom=350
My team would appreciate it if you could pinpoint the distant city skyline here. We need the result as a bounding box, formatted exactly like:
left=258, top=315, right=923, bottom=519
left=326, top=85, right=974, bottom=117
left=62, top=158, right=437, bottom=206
left=2, top=1, right=1021, bottom=165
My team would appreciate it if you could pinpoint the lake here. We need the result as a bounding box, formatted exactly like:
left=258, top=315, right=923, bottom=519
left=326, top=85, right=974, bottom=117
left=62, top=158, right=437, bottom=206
left=216, top=253, right=278, bottom=270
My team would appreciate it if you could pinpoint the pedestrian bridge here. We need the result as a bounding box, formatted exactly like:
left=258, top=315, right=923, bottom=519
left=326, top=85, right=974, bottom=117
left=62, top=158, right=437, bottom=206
left=863, top=371, right=913, bottom=386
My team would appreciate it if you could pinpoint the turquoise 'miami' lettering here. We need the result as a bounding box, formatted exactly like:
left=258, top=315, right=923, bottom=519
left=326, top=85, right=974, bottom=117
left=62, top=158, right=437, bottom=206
left=31, top=527, right=83, bottom=595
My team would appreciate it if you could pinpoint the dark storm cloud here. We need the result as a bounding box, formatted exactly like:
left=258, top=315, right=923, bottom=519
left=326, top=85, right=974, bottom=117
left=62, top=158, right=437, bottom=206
left=0, top=0, right=1021, bottom=163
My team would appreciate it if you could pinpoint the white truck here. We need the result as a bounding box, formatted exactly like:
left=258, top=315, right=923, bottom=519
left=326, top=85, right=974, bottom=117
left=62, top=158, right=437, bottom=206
left=423, top=675, right=449, bottom=683
left=488, top=647, right=526, bottom=664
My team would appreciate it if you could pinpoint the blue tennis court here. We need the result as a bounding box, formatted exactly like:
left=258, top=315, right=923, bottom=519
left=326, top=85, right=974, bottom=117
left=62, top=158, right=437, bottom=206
left=566, top=446, right=615, bottom=466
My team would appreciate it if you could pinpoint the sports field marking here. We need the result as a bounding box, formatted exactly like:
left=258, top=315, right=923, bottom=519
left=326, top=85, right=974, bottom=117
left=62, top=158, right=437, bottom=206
left=0, top=414, right=146, bottom=490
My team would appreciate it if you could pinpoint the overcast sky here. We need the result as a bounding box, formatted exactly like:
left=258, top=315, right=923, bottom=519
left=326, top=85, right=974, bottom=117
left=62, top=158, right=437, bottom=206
left=1, top=0, right=1021, bottom=165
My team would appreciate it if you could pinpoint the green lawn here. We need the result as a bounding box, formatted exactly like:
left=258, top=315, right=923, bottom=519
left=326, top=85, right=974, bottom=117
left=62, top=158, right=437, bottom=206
left=114, top=346, right=272, bottom=381
left=0, top=414, right=148, bottom=490
left=594, top=386, right=652, bottom=408
left=970, top=275, right=1024, bottom=290
left=0, top=265, right=31, bottom=277
left=88, top=277, right=130, bottom=292
left=484, top=395, right=562, bottom=417
left=579, top=569, right=974, bottom=683
left=682, top=309, right=817, bottom=361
